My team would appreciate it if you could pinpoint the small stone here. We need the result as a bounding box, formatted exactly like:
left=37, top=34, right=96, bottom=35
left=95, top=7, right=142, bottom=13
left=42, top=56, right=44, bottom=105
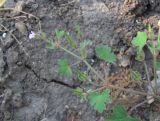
left=2, top=33, right=7, bottom=38
left=4, top=111, right=11, bottom=120
left=12, top=93, right=23, bottom=108
left=4, top=88, right=12, bottom=101
left=15, top=22, right=27, bottom=36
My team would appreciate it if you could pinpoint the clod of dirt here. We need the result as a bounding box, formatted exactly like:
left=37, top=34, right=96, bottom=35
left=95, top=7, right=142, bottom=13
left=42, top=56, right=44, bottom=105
left=12, top=93, right=23, bottom=108
left=1, top=88, right=12, bottom=113
left=15, top=22, right=27, bottom=36
left=6, top=49, right=18, bottom=65
left=3, top=111, right=11, bottom=120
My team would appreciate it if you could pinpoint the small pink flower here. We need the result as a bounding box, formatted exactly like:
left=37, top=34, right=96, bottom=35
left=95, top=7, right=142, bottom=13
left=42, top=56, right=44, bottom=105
left=29, top=31, right=36, bottom=39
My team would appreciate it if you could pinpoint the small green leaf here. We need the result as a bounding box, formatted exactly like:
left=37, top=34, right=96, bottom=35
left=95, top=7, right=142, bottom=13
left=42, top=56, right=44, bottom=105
left=131, top=70, right=141, bottom=81
left=75, top=24, right=81, bottom=34
left=75, top=24, right=82, bottom=39
left=46, top=41, right=55, bottom=49
left=55, top=30, right=65, bottom=40
left=106, top=105, right=141, bottom=121
left=80, top=40, right=92, bottom=49
left=135, top=50, right=145, bottom=61
left=88, top=89, right=112, bottom=113
left=148, top=24, right=154, bottom=40
left=77, top=71, right=88, bottom=81
left=95, top=45, right=116, bottom=64
left=35, top=32, right=47, bottom=41
left=80, top=40, right=92, bottom=58
left=72, top=87, right=86, bottom=100
left=58, top=59, right=72, bottom=77
left=132, top=32, right=147, bottom=50
left=65, top=32, right=77, bottom=48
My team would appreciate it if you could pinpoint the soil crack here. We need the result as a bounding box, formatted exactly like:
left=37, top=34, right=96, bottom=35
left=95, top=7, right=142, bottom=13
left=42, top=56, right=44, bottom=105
left=24, top=64, right=79, bottom=89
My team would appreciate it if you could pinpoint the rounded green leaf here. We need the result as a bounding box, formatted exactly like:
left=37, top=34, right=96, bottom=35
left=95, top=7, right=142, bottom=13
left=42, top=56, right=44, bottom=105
left=57, top=59, right=72, bottom=77
left=88, top=89, right=112, bottom=113
left=95, top=45, right=116, bottom=64
left=132, top=32, right=147, bottom=50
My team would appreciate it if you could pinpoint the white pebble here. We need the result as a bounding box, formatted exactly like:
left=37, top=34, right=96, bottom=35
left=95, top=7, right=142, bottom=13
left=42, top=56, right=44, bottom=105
left=2, top=33, right=7, bottom=38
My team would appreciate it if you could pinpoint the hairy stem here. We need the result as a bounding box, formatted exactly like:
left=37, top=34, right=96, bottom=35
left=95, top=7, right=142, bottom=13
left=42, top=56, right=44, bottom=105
left=153, top=50, right=158, bottom=92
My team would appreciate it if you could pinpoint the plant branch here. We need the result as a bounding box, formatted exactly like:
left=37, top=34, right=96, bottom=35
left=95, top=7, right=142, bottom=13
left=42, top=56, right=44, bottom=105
left=59, top=46, right=157, bottom=97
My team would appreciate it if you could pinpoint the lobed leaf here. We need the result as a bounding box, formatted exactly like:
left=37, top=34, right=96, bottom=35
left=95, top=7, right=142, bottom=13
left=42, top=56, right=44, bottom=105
left=80, top=40, right=92, bottom=58
left=46, top=41, right=55, bottom=49
left=75, top=24, right=82, bottom=39
left=131, top=70, right=141, bottom=81
left=72, top=87, right=86, bottom=100
left=77, top=70, right=88, bottom=81
left=65, top=32, right=77, bottom=49
left=58, top=59, right=72, bottom=77
left=131, top=32, right=147, bottom=51
left=106, top=105, right=141, bottom=121
left=88, top=89, right=112, bottom=113
left=80, top=40, right=92, bottom=49
left=55, top=30, right=65, bottom=40
left=95, top=45, right=116, bottom=64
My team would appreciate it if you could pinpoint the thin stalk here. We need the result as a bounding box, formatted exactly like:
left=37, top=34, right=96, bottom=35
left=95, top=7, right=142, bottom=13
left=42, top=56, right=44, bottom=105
left=153, top=50, right=158, bottom=92
left=83, top=60, right=105, bottom=82
left=143, top=61, right=154, bottom=92
left=60, top=46, right=81, bottom=60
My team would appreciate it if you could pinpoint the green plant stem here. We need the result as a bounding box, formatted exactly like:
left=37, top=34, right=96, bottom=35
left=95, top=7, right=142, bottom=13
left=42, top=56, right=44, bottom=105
left=153, top=51, right=158, bottom=92
left=59, top=46, right=156, bottom=96
left=60, top=46, right=82, bottom=60
left=60, top=46, right=104, bottom=80
left=143, top=61, right=154, bottom=92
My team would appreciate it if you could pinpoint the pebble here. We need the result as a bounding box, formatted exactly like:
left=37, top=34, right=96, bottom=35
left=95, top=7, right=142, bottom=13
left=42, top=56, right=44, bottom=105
left=2, top=33, right=7, bottom=38
left=15, top=22, right=27, bottom=36
left=12, top=93, right=23, bottom=108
